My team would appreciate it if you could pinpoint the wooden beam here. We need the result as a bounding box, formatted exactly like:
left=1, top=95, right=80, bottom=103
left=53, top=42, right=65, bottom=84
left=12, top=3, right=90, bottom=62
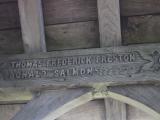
left=0, top=44, right=160, bottom=89
left=97, top=0, right=126, bottom=119
left=18, top=0, right=46, bottom=53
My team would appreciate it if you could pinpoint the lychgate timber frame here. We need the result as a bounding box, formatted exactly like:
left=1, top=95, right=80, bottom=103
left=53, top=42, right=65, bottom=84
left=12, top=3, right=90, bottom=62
left=0, top=0, right=159, bottom=120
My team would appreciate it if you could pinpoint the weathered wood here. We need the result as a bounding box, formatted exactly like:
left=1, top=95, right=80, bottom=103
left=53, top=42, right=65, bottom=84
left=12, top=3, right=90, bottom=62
left=0, top=21, right=99, bottom=103
left=5, top=0, right=47, bottom=116
left=105, top=98, right=126, bottom=120
left=12, top=89, right=92, bottom=120
left=108, top=85, right=160, bottom=120
left=122, top=15, right=160, bottom=45
left=97, top=0, right=121, bottom=47
left=0, top=2, right=20, bottom=30
left=0, top=29, right=23, bottom=55
left=0, top=21, right=99, bottom=55
left=0, top=0, right=97, bottom=30
left=0, top=104, right=23, bottom=120
left=0, top=89, right=33, bottom=104
left=1, top=0, right=160, bottom=30
left=11, top=85, right=160, bottom=120
left=0, top=44, right=159, bottom=89
left=121, top=0, right=160, bottom=16
left=42, top=0, right=98, bottom=25
left=127, top=105, right=155, bottom=120
left=18, top=0, right=46, bottom=53
left=58, top=100, right=106, bottom=120
left=46, top=21, right=99, bottom=51
left=0, top=0, right=16, bottom=3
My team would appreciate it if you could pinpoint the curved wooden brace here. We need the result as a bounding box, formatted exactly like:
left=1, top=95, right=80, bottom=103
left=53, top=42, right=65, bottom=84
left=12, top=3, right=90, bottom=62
left=107, top=85, right=160, bottom=120
left=12, top=85, right=160, bottom=120
left=11, top=88, right=93, bottom=120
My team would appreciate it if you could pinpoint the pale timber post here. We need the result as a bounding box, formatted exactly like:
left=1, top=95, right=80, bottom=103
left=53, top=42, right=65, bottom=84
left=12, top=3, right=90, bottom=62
left=18, top=0, right=46, bottom=53
left=97, top=0, right=127, bottom=120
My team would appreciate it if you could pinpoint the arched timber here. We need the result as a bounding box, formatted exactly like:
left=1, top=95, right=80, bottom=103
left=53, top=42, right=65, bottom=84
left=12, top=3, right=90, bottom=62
left=11, top=88, right=93, bottom=120
left=107, top=85, right=160, bottom=120
left=12, top=85, right=160, bottom=120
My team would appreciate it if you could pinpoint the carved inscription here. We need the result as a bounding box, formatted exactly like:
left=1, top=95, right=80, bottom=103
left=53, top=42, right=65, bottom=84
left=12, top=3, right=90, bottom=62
left=0, top=51, right=150, bottom=81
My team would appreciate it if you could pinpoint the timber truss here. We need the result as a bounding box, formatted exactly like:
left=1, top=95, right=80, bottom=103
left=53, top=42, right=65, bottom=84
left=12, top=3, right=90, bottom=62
left=0, top=0, right=159, bottom=120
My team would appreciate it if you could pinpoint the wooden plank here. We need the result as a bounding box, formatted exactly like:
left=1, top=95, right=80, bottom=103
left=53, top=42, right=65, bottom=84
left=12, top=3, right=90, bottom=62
left=0, top=0, right=16, bottom=3
left=108, top=85, right=160, bottom=120
left=0, top=29, right=23, bottom=55
left=122, top=15, right=160, bottom=45
left=42, top=0, right=98, bottom=25
left=46, top=21, right=99, bottom=51
left=0, top=21, right=99, bottom=55
left=121, top=0, right=160, bottom=16
left=0, top=44, right=160, bottom=89
left=0, top=0, right=97, bottom=30
left=12, top=88, right=92, bottom=120
left=18, top=0, right=46, bottom=53
left=0, top=2, right=20, bottom=30
left=97, top=0, right=121, bottom=47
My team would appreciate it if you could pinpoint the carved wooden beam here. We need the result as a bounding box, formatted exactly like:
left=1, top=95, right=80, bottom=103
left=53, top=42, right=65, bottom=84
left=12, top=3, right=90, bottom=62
left=0, top=44, right=160, bottom=90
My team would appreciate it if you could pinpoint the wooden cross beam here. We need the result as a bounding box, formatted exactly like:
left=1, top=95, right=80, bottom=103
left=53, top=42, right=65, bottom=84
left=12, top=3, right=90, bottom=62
left=0, top=44, right=160, bottom=89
